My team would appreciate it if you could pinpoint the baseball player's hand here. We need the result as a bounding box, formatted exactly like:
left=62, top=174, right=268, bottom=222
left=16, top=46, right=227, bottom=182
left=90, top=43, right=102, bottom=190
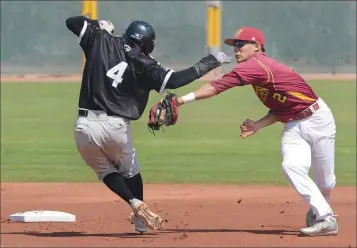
left=98, top=20, right=115, bottom=34
left=240, top=119, right=260, bottom=139
left=193, top=52, right=231, bottom=78
left=211, top=52, right=232, bottom=64
left=147, top=93, right=179, bottom=133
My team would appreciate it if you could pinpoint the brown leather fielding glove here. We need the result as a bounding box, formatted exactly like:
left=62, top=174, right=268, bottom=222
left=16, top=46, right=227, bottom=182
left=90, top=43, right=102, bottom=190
left=148, top=93, right=179, bottom=133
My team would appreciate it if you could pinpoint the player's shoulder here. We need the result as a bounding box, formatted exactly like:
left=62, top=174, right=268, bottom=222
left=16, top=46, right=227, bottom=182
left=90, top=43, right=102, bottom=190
left=100, top=30, right=121, bottom=40
left=233, top=58, right=258, bottom=72
left=96, top=34, right=124, bottom=53
left=147, top=54, right=161, bottom=65
left=121, top=44, right=158, bottom=76
left=229, top=53, right=272, bottom=80
left=126, top=46, right=159, bottom=67
left=235, top=53, right=271, bottom=71
left=140, top=54, right=161, bottom=68
left=257, top=52, right=296, bottom=73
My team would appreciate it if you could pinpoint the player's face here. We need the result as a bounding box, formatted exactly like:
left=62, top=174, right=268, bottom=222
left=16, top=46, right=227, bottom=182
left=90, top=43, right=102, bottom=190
left=234, top=41, right=260, bottom=63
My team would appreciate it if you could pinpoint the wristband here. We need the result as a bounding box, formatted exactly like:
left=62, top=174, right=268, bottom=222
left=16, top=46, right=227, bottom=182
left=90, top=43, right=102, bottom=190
left=181, top=92, right=196, bottom=104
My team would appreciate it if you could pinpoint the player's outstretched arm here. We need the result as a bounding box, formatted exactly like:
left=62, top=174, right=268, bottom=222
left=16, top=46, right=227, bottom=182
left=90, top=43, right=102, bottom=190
left=147, top=80, right=219, bottom=132
left=164, top=52, right=231, bottom=90
left=175, top=66, right=244, bottom=106
left=146, top=53, right=230, bottom=131
left=177, top=83, right=218, bottom=106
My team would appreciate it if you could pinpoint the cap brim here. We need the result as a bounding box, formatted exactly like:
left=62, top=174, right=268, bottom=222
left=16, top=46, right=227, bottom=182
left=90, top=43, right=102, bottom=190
left=224, top=38, right=236, bottom=46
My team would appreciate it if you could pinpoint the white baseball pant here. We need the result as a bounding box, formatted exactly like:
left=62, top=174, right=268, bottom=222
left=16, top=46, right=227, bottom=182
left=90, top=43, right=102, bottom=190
left=281, top=98, right=336, bottom=220
left=74, top=110, right=140, bottom=181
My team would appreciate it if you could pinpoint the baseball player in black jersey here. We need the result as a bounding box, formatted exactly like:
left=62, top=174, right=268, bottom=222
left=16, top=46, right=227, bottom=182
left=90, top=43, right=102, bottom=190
left=66, top=15, right=231, bottom=233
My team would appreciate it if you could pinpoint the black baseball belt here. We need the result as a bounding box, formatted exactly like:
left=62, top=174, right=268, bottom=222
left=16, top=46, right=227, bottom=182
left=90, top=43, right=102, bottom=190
left=78, top=109, right=120, bottom=117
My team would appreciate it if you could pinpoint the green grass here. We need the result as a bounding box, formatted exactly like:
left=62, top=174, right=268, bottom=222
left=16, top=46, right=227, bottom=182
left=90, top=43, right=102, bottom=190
left=1, top=80, right=356, bottom=185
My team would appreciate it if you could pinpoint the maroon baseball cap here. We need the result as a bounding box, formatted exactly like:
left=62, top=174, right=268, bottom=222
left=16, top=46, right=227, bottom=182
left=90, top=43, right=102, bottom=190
left=224, top=27, right=265, bottom=46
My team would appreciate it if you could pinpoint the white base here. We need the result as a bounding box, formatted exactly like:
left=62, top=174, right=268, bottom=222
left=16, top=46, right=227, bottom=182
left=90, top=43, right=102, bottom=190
left=10, top=210, right=76, bottom=223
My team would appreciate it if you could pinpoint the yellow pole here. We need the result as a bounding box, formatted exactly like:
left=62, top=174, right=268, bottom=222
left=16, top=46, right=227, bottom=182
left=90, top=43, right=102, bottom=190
left=81, top=0, right=97, bottom=19
left=81, top=0, right=89, bottom=17
left=206, top=1, right=221, bottom=77
left=213, top=2, right=220, bottom=51
left=89, top=0, right=98, bottom=19
left=207, top=7, right=214, bottom=51
left=81, top=0, right=98, bottom=70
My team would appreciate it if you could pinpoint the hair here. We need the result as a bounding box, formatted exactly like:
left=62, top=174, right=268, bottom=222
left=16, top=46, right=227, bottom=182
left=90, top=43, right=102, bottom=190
left=256, top=42, right=265, bottom=52
left=252, top=42, right=265, bottom=53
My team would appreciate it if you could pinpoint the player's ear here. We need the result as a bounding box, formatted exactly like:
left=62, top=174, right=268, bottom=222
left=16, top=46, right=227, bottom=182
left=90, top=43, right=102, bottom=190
left=253, top=43, right=260, bottom=52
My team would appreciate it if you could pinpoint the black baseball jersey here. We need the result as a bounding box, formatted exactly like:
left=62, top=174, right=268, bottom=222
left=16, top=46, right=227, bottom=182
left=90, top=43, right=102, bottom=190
left=78, top=20, right=173, bottom=120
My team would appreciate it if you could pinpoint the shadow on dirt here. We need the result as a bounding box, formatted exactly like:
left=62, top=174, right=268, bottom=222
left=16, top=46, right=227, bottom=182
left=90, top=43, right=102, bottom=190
left=162, top=228, right=300, bottom=236
left=2, top=228, right=301, bottom=238
left=2, top=231, right=158, bottom=238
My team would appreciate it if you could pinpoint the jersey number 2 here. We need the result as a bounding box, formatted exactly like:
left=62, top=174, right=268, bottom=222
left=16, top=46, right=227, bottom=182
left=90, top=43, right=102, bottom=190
left=272, top=92, right=287, bottom=104
left=106, top=62, right=128, bottom=88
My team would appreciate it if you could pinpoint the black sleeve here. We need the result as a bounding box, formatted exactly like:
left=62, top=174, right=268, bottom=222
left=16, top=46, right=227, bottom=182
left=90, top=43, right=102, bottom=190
left=142, top=54, right=199, bottom=94
left=145, top=65, right=199, bottom=93
left=144, top=62, right=174, bottom=94
left=65, top=16, right=101, bottom=54
left=66, top=16, right=100, bottom=36
left=165, top=67, right=198, bottom=90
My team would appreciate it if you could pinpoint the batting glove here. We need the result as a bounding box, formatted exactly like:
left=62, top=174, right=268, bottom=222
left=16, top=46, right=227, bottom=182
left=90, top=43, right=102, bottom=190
left=212, top=51, right=232, bottom=64
left=98, top=20, right=115, bottom=34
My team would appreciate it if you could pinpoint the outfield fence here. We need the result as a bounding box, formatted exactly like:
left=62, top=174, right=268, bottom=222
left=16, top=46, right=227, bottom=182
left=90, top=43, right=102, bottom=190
left=1, top=1, right=356, bottom=75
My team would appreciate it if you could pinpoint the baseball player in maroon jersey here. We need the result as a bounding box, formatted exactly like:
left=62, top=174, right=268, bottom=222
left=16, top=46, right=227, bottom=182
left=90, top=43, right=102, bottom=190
left=174, top=27, right=338, bottom=236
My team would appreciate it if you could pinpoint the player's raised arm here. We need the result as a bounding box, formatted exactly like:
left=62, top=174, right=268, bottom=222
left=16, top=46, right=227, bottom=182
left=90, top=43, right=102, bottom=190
left=65, top=16, right=100, bottom=36
left=66, top=16, right=114, bottom=54
left=66, top=15, right=115, bottom=35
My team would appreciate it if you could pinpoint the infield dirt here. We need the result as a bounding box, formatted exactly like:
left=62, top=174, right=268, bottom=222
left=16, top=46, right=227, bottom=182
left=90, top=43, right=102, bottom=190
left=1, top=183, right=356, bottom=247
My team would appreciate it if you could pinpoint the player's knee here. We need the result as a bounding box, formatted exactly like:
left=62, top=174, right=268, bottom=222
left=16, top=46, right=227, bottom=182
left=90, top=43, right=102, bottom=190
left=99, top=169, right=120, bottom=181
left=281, top=162, right=296, bottom=174
left=281, top=162, right=308, bottom=177
left=281, top=163, right=295, bottom=181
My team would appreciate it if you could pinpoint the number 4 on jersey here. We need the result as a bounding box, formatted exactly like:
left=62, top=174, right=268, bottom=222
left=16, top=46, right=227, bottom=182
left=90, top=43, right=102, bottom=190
left=106, top=62, right=128, bottom=88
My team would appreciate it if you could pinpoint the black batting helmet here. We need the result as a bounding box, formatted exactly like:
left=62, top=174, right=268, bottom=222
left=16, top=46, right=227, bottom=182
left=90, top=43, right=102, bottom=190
left=123, top=20, right=156, bottom=55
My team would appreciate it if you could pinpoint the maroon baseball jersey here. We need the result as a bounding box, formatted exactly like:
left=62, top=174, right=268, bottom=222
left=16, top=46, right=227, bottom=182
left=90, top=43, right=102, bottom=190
left=210, top=52, right=318, bottom=123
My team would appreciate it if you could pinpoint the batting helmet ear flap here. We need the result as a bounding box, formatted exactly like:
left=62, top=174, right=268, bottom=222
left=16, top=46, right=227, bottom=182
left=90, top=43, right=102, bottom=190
left=144, top=39, right=155, bottom=55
